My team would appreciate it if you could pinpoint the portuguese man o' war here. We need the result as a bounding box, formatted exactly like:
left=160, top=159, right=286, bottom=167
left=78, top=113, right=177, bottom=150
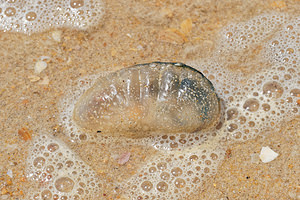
left=73, top=62, right=221, bottom=138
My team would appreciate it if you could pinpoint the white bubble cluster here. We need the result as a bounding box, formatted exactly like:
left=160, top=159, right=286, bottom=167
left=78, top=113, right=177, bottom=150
left=208, top=13, right=299, bottom=142
left=151, top=129, right=218, bottom=151
left=56, top=12, right=299, bottom=200
left=26, top=134, right=103, bottom=199
left=0, top=0, right=104, bottom=34
left=217, top=13, right=288, bottom=54
left=262, top=17, right=299, bottom=66
left=122, top=146, right=224, bottom=200
left=191, top=61, right=299, bottom=143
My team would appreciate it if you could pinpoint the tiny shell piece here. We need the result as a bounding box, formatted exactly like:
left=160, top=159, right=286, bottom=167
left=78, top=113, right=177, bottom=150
left=28, top=75, right=41, bottom=82
left=159, top=29, right=187, bottom=44
left=180, top=18, right=193, bottom=36
left=34, top=60, right=47, bottom=74
left=259, top=146, right=279, bottom=163
left=73, top=62, right=221, bottom=138
left=18, top=127, right=32, bottom=141
left=118, top=152, right=131, bottom=165
left=7, top=169, right=13, bottom=178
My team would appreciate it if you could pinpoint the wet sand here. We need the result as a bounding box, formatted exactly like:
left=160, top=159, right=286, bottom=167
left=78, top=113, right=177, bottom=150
left=0, top=0, right=299, bottom=199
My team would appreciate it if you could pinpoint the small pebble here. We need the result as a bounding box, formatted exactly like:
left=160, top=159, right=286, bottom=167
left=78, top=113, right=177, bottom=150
left=259, top=146, right=279, bottom=163
left=34, top=60, right=47, bottom=74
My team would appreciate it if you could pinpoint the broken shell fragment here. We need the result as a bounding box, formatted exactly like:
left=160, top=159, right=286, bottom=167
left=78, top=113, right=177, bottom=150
left=73, top=62, right=221, bottom=138
left=34, top=60, right=47, bottom=74
left=259, top=146, right=279, bottom=163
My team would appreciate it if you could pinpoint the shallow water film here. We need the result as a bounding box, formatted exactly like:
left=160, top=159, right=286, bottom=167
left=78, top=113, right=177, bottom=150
left=0, top=0, right=299, bottom=200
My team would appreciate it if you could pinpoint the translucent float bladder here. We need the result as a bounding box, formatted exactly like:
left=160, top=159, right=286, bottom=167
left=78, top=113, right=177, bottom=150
left=73, top=62, right=221, bottom=138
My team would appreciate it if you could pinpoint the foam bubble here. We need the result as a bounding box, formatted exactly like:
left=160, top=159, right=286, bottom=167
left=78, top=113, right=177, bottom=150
left=217, top=12, right=288, bottom=55
left=122, top=146, right=224, bottom=199
left=26, top=134, right=103, bottom=199
left=0, top=0, right=105, bottom=34
left=59, top=74, right=100, bottom=141
left=262, top=17, right=299, bottom=66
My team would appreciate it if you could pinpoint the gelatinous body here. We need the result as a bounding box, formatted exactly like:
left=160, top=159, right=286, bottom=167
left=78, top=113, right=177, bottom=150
left=73, top=62, right=220, bottom=137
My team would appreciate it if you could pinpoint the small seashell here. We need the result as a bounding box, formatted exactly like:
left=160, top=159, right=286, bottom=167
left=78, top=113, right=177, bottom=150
left=259, top=146, right=279, bottom=163
left=111, top=48, right=117, bottom=57
left=158, top=28, right=187, bottom=44
left=180, top=18, right=193, bottom=36
left=270, top=1, right=287, bottom=9
left=7, top=169, right=13, bottom=178
left=28, top=75, right=41, bottom=82
left=18, top=127, right=32, bottom=141
left=34, top=60, right=47, bottom=74
left=118, top=152, right=131, bottom=165
left=0, top=89, right=5, bottom=97
left=160, top=8, right=173, bottom=18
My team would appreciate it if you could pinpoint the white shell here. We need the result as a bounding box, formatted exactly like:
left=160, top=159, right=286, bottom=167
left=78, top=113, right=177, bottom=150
left=259, top=146, right=279, bottom=163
